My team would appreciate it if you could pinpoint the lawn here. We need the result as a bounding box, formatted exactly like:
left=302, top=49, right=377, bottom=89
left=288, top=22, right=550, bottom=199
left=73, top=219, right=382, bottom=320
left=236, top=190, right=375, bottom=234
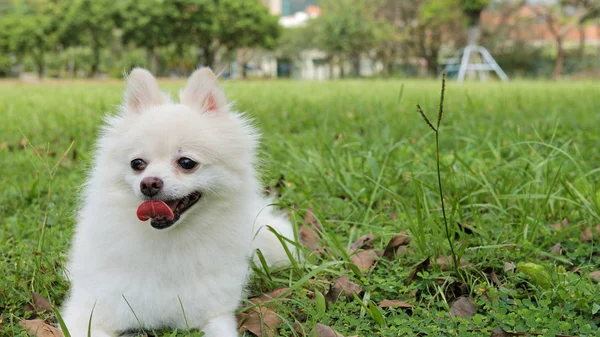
left=1, top=79, right=600, bottom=337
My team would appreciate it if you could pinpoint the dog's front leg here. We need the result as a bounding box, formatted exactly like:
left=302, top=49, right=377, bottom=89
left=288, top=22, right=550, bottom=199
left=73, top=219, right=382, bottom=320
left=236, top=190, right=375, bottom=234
left=61, top=301, right=116, bottom=337
left=201, top=314, right=239, bottom=337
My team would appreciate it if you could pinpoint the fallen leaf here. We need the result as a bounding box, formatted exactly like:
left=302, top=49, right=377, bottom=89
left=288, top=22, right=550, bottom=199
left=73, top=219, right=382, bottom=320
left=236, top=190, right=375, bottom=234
left=19, top=319, right=63, bottom=337
left=549, top=242, right=562, bottom=255
left=303, top=208, right=319, bottom=228
left=488, top=271, right=503, bottom=287
left=293, top=321, right=307, bottom=335
left=450, top=296, right=476, bottom=318
left=589, top=271, right=600, bottom=282
left=378, top=299, right=413, bottom=309
left=390, top=212, right=398, bottom=221
left=314, top=323, right=344, bottom=337
left=550, top=218, right=569, bottom=230
left=580, top=226, right=600, bottom=242
left=32, top=292, right=52, bottom=315
left=238, top=306, right=281, bottom=337
left=405, top=257, right=430, bottom=285
left=250, top=288, right=290, bottom=304
left=435, top=256, right=468, bottom=271
left=383, top=232, right=411, bottom=260
left=350, top=250, right=378, bottom=272
left=349, top=233, right=376, bottom=253
left=490, top=328, right=512, bottom=337
left=325, top=276, right=362, bottom=303
left=503, top=262, right=516, bottom=272
left=299, top=225, right=321, bottom=252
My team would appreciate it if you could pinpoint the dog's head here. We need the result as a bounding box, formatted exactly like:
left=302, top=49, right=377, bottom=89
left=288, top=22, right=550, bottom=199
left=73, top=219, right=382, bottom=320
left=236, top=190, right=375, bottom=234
left=97, top=68, right=258, bottom=230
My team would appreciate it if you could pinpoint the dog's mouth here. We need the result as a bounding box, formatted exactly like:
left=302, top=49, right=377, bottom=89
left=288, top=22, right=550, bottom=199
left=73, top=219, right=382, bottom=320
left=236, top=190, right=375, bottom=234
left=136, top=191, right=202, bottom=230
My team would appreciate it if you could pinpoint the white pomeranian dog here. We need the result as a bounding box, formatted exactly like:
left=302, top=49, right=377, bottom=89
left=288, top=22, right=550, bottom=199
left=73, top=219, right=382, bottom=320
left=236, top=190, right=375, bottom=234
left=61, top=68, right=295, bottom=337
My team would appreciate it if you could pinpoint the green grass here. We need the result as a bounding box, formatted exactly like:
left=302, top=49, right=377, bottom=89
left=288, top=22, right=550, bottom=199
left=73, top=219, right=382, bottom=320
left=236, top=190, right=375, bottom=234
left=1, top=79, right=600, bottom=336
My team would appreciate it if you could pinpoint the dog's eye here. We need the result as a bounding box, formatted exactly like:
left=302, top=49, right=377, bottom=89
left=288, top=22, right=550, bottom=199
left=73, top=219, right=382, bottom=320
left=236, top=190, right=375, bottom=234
left=178, top=157, right=198, bottom=170
left=130, top=159, right=147, bottom=171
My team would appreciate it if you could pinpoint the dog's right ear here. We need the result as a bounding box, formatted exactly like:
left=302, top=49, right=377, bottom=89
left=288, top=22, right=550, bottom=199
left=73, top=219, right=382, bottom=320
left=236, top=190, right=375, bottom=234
left=124, top=68, right=166, bottom=114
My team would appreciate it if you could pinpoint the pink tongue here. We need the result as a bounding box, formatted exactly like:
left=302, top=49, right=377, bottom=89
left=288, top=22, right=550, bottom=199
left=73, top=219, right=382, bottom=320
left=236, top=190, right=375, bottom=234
left=136, top=200, right=175, bottom=221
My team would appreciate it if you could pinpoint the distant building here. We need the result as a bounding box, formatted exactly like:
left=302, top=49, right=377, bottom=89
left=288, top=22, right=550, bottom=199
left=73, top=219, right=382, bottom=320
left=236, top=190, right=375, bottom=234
left=282, top=0, right=315, bottom=16
left=261, top=0, right=282, bottom=15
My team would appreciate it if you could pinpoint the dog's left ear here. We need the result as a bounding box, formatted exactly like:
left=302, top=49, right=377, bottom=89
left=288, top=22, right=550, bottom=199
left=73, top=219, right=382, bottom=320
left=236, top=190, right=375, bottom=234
left=180, top=68, right=226, bottom=113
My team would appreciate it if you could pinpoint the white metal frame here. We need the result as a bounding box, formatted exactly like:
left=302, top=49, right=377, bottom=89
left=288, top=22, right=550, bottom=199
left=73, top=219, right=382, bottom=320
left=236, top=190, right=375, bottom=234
left=443, top=45, right=509, bottom=83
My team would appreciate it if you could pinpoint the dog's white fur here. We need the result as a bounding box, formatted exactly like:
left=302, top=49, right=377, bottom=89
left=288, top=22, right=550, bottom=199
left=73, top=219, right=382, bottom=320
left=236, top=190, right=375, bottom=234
left=61, top=68, right=295, bottom=337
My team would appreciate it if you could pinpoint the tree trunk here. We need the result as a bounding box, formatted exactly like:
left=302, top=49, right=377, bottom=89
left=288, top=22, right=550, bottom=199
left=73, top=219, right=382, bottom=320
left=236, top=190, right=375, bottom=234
left=34, top=52, right=45, bottom=79
left=351, top=55, right=361, bottom=77
left=425, top=55, right=438, bottom=77
left=553, top=36, right=565, bottom=79
left=68, top=52, right=75, bottom=78
left=339, top=55, right=346, bottom=78
left=199, top=46, right=216, bottom=67
left=578, top=25, right=585, bottom=58
left=90, top=42, right=101, bottom=78
left=151, top=47, right=159, bottom=75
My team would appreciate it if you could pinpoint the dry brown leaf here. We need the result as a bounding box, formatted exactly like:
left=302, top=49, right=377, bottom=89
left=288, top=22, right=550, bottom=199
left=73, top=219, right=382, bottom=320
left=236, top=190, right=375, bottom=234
left=238, top=306, right=282, bottom=337
left=19, top=319, right=63, bottom=337
left=450, top=296, right=476, bottom=318
left=349, top=233, right=376, bottom=253
left=580, top=226, right=600, bottom=242
left=390, top=212, right=398, bottom=221
left=314, top=323, right=344, bottom=337
left=503, top=262, right=516, bottom=272
left=589, top=271, right=600, bottom=282
left=405, top=257, right=430, bottom=285
left=32, top=292, right=52, bottom=315
left=303, top=208, right=319, bottom=228
left=350, top=250, right=378, bottom=272
left=378, top=299, right=413, bottom=309
left=383, top=232, right=411, bottom=260
left=435, top=256, right=468, bottom=271
left=299, top=225, right=321, bottom=252
left=488, top=271, right=503, bottom=287
left=549, top=242, right=562, bottom=255
left=325, top=276, right=362, bottom=303
left=250, top=288, right=290, bottom=305
left=550, top=218, right=569, bottom=230
left=490, top=328, right=512, bottom=337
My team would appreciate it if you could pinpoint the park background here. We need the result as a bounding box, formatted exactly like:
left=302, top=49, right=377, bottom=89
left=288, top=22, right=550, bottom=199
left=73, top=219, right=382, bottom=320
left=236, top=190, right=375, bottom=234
left=0, top=0, right=599, bottom=81
left=2, top=1, right=600, bottom=337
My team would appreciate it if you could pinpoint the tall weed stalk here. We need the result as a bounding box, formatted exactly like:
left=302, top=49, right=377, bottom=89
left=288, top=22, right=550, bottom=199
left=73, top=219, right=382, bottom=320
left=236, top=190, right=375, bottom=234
left=416, top=74, right=458, bottom=274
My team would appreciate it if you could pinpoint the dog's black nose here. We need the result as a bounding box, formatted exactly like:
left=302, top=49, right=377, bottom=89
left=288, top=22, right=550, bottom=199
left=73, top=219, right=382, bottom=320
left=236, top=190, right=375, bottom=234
left=140, top=177, right=163, bottom=197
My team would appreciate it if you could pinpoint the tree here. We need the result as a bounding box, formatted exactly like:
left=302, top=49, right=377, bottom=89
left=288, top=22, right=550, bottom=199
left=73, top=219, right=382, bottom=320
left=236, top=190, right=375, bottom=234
left=2, top=0, right=62, bottom=78
left=58, top=0, right=117, bottom=77
left=276, top=26, right=315, bottom=62
left=199, top=0, right=280, bottom=68
left=311, top=0, right=386, bottom=77
left=532, top=0, right=598, bottom=78
left=407, top=0, right=464, bottom=76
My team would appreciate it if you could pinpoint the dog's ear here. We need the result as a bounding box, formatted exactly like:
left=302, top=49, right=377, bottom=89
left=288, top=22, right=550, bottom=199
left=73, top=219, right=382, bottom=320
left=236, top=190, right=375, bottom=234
left=180, top=68, right=226, bottom=113
left=124, top=68, right=166, bottom=114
